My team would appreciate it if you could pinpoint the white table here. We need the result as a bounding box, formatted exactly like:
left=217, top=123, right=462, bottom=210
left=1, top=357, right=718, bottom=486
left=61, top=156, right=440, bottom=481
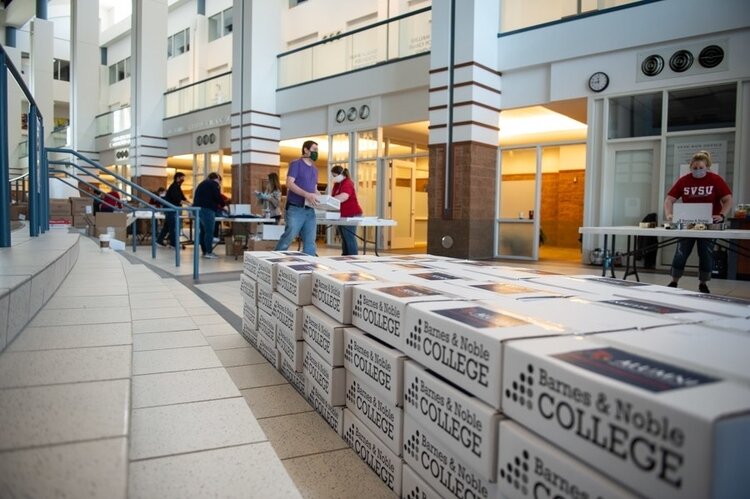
left=579, top=225, right=750, bottom=281
left=317, top=217, right=397, bottom=256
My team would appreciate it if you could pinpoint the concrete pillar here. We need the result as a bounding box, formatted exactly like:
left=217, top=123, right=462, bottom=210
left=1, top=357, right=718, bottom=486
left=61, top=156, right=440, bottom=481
left=4, top=46, right=24, bottom=179
left=71, top=0, right=101, bottom=163
left=231, top=0, right=282, bottom=203
left=427, top=0, right=501, bottom=259
left=131, top=0, right=168, bottom=181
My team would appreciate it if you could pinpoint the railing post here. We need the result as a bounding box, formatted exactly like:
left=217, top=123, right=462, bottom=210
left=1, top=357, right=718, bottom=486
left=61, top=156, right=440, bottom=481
left=40, top=129, right=48, bottom=232
left=0, top=51, right=10, bottom=246
left=28, top=106, right=39, bottom=236
left=193, top=208, right=200, bottom=280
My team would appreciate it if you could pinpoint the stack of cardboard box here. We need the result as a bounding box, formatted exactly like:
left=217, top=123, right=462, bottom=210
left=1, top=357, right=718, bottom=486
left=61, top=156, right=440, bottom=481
left=70, top=197, right=94, bottom=228
left=49, top=199, right=73, bottom=227
left=95, top=212, right=127, bottom=241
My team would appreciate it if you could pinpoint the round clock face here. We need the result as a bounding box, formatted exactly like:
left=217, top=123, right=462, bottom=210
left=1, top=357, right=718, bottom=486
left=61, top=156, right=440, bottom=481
left=588, top=72, right=609, bottom=92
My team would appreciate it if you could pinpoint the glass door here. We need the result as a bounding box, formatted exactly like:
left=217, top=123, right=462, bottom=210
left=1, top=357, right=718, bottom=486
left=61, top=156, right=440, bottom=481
left=496, top=147, right=540, bottom=259
left=389, top=159, right=416, bottom=248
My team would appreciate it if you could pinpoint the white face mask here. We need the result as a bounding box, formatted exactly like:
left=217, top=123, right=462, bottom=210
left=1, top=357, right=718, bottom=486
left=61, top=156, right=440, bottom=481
left=332, top=174, right=345, bottom=183
left=691, top=168, right=707, bottom=179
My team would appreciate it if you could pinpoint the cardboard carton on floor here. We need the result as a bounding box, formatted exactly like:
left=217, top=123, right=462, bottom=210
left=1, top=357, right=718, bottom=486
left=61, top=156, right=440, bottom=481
left=257, top=255, right=309, bottom=289
left=401, top=464, right=442, bottom=499
left=311, top=270, right=381, bottom=324
left=351, top=282, right=459, bottom=351
left=402, top=413, right=497, bottom=499
left=306, top=382, right=345, bottom=436
left=303, top=343, right=346, bottom=406
left=402, top=300, right=567, bottom=409
left=242, top=251, right=278, bottom=279
left=498, top=420, right=638, bottom=499
left=501, top=335, right=750, bottom=499
left=278, top=352, right=306, bottom=395
left=403, top=360, right=501, bottom=481
left=257, top=308, right=276, bottom=345
left=275, top=316, right=304, bottom=372
left=610, top=287, right=750, bottom=319
left=272, top=292, right=304, bottom=341
left=240, top=273, right=257, bottom=304
left=302, top=306, right=346, bottom=367
left=49, top=198, right=72, bottom=216
left=343, top=327, right=406, bottom=406
left=343, top=409, right=402, bottom=496
left=70, top=197, right=93, bottom=215
left=345, top=372, right=403, bottom=455
left=257, top=282, right=274, bottom=316
left=276, top=261, right=333, bottom=306
left=256, top=330, right=279, bottom=368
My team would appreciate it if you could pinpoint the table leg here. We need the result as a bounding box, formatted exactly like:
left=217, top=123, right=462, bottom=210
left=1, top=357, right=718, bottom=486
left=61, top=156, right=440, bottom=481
left=374, top=227, right=379, bottom=257
left=622, top=235, right=640, bottom=281
left=601, top=234, right=608, bottom=277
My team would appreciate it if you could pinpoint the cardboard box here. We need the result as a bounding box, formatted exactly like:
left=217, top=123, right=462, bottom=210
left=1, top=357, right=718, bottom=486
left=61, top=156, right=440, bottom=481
left=701, top=317, right=750, bottom=332
left=49, top=198, right=72, bottom=216
left=257, top=282, right=274, bottom=316
left=402, top=464, right=442, bottom=499
left=315, top=210, right=341, bottom=219
left=95, top=227, right=127, bottom=242
left=275, top=315, right=304, bottom=373
left=402, top=300, right=567, bottom=409
left=502, top=335, right=750, bottom=499
left=565, top=294, right=725, bottom=325
left=346, top=372, right=403, bottom=455
left=272, top=293, right=304, bottom=341
left=10, top=204, right=27, bottom=221
left=498, top=420, right=638, bottom=499
left=241, top=316, right=258, bottom=347
left=72, top=216, right=89, bottom=228
left=261, top=224, right=285, bottom=240
left=278, top=353, right=306, bottom=395
left=403, top=413, right=497, bottom=499
left=343, top=409, right=402, bottom=495
left=351, top=282, right=459, bottom=351
left=610, top=288, right=750, bottom=319
left=343, top=328, right=406, bottom=406
left=302, top=306, right=346, bottom=367
left=95, top=212, right=127, bottom=229
left=49, top=216, right=73, bottom=227
left=243, top=251, right=278, bottom=279
left=257, top=256, right=308, bottom=289
left=432, top=277, right=571, bottom=301
left=526, top=274, right=684, bottom=296
left=240, top=274, right=257, bottom=304
left=256, top=330, right=279, bottom=367
left=70, top=197, right=93, bottom=215
left=403, top=360, right=501, bottom=481
left=257, top=308, right=276, bottom=344
left=276, top=261, right=332, bottom=306
left=306, top=382, right=345, bottom=436
left=303, top=343, right=346, bottom=406
left=241, top=302, right=258, bottom=342
left=311, top=270, right=380, bottom=324
left=307, top=194, right=340, bottom=211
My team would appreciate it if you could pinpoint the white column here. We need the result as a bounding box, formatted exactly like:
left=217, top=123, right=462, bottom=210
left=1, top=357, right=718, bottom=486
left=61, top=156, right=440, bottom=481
left=131, top=0, right=168, bottom=179
left=71, top=0, right=101, bottom=162
left=4, top=46, right=24, bottom=178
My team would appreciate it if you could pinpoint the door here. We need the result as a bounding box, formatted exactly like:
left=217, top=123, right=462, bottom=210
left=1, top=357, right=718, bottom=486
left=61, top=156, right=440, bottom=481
left=496, top=147, right=541, bottom=260
left=389, top=160, right=415, bottom=249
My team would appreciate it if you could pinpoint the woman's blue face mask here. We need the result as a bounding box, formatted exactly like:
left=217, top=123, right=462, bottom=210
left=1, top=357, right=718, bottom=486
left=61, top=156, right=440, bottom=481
left=691, top=167, right=707, bottom=179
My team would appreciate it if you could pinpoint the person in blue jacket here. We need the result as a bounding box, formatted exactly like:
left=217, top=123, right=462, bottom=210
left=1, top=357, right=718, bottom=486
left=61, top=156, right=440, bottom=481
left=193, top=172, right=223, bottom=259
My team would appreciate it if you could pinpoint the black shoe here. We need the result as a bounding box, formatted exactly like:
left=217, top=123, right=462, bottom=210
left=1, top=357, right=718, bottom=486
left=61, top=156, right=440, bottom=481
left=667, top=282, right=677, bottom=288
left=157, top=240, right=166, bottom=247
left=699, top=283, right=710, bottom=294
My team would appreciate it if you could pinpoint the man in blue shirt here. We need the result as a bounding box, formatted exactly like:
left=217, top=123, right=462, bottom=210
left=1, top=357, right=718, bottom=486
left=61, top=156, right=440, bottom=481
left=193, top=172, right=223, bottom=259
left=275, top=140, right=320, bottom=255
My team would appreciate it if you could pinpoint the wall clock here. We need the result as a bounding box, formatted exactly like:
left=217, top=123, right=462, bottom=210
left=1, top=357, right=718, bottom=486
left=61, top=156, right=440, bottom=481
left=588, top=71, right=609, bottom=92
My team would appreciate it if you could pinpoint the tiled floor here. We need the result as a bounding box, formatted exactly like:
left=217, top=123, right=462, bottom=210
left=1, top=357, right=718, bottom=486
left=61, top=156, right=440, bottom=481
left=2, top=232, right=749, bottom=499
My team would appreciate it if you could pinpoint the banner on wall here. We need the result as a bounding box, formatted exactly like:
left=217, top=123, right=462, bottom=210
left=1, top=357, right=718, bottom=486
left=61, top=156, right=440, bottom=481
left=675, top=141, right=725, bottom=178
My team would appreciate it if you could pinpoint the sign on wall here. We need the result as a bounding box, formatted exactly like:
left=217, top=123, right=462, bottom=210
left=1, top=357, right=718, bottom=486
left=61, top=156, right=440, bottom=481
left=193, top=128, right=220, bottom=153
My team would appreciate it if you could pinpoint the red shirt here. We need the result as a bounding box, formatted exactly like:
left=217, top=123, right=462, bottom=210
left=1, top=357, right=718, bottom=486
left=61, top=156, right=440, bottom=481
left=667, top=171, right=731, bottom=215
left=332, top=178, right=362, bottom=217
left=103, top=191, right=122, bottom=209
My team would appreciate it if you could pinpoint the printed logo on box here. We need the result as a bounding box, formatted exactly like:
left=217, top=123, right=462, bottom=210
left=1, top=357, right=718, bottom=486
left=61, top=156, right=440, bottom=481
left=257, top=285, right=274, bottom=314
left=584, top=277, right=648, bottom=287
left=307, top=384, right=343, bottom=434
left=600, top=299, right=691, bottom=315
left=554, top=348, right=720, bottom=393
left=256, top=335, right=277, bottom=366
left=347, top=377, right=397, bottom=442
left=303, top=313, right=333, bottom=356
left=345, top=336, right=392, bottom=392
left=498, top=448, right=532, bottom=496
left=352, top=293, right=401, bottom=338
left=410, top=271, right=461, bottom=281
left=312, top=278, right=343, bottom=313
left=343, top=416, right=398, bottom=492
left=273, top=298, right=298, bottom=335
left=279, top=355, right=305, bottom=394
left=304, top=348, right=331, bottom=395
left=257, top=311, right=276, bottom=343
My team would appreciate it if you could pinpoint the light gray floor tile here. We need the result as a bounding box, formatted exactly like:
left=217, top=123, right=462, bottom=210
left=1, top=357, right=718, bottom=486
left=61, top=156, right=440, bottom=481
left=53, top=285, right=129, bottom=297
left=0, top=345, right=131, bottom=388
left=206, top=334, right=252, bottom=350
left=0, top=437, right=128, bottom=499
left=184, top=304, right=216, bottom=316
left=241, top=384, right=312, bottom=419
left=129, top=298, right=182, bottom=310
left=128, top=442, right=301, bottom=499
left=132, top=330, right=208, bottom=351
left=43, top=294, right=129, bottom=309
left=257, top=411, right=347, bottom=459
left=131, top=306, right=188, bottom=321
left=132, top=345, right=221, bottom=375
left=198, top=322, right=239, bottom=336
left=7, top=322, right=132, bottom=351
left=0, top=379, right=129, bottom=450
left=131, top=367, right=240, bottom=408
left=282, top=448, right=396, bottom=499
left=28, top=306, right=132, bottom=327
left=190, top=314, right=228, bottom=326
left=129, top=292, right=179, bottom=304
left=226, top=364, right=286, bottom=390
left=130, top=397, right=267, bottom=460
left=132, top=317, right=198, bottom=334
left=214, top=347, right=266, bottom=367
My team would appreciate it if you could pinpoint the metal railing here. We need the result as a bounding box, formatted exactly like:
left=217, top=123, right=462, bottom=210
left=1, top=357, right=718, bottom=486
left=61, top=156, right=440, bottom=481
left=9, top=171, right=28, bottom=205
left=164, top=71, right=231, bottom=118
left=277, top=7, right=431, bottom=89
left=46, top=147, right=202, bottom=280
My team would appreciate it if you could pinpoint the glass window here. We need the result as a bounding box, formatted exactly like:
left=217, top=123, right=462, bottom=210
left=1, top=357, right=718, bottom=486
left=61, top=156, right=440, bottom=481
left=208, top=13, right=221, bottom=41
left=223, top=8, right=233, bottom=35
left=608, top=93, right=662, bottom=139
left=667, top=84, right=736, bottom=132
left=167, top=35, right=173, bottom=57
left=124, top=57, right=131, bottom=78
left=116, top=60, right=126, bottom=81
left=175, top=30, right=185, bottom=55
left=185, top=28, right=190, bottom=52
left=500, top=0, right=645, bottom=33
left=109, top=64, right=116, bottom=84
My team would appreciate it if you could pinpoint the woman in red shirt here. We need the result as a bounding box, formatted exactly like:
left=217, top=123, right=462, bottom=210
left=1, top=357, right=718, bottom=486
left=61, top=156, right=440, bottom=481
left=331, top=166, right=363, bottom=255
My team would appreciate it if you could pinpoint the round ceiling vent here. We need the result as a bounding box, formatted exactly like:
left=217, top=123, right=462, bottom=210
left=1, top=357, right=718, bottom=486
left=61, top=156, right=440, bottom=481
left=698, top=45, right=724, bottom=68
left=641, top=54, right=664, bottom=76
left=669, top=50, right=694, bottom=72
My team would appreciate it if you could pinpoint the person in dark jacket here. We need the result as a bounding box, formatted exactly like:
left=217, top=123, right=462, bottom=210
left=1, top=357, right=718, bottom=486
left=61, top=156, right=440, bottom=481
left=193, top=172, right=223, bottom=258
left=157, top=172, right=187, bottom=247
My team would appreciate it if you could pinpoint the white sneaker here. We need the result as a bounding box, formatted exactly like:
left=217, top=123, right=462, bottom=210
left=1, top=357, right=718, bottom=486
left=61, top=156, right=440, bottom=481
left=203, top=253, right=219, bottom=259
left=212, top=237, right=220, bottom=243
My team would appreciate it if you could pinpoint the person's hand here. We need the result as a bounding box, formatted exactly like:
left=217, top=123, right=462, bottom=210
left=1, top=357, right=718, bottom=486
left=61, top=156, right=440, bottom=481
left=666, top=214, right=673, bottom=221
left=713, top=213, right=725, bottom=223
left=305, top=192, right=319, bottom=206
